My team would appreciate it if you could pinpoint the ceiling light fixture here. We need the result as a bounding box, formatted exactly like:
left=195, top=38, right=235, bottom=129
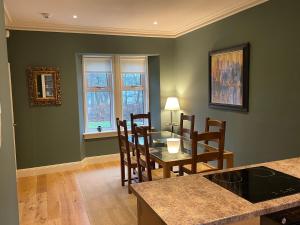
left=153, top=21, right=158, bottom=25
left=73, top=15, right=78, bottom=19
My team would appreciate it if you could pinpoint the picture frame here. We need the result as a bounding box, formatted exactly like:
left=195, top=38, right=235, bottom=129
left=208, top=43, right=250, bottom=112
left=27, top=66, right=62, bottom=106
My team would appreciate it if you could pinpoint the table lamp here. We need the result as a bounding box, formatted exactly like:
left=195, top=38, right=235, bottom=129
left=164, top=97, right=180, bottom=133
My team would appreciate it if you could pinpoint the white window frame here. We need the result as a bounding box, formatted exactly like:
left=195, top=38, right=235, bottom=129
left=83, top=55, right=149, bottom=139
left=82, top=55, right=116, bottom=135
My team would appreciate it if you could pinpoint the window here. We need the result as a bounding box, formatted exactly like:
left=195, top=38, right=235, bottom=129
left=83, top=56, right=114, bottom=132
left=83, top=55, right=149, bottom=134
left=120, top=57, right=148, bottom=127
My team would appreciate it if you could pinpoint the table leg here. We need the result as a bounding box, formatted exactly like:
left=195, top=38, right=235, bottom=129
left=226, top=155, right=234, bottom=168
left=163, top=165, right=171, bottom=178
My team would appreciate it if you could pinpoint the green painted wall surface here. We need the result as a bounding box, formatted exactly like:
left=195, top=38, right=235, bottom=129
left=7, top=31, right=175, bottom=168
left=0, top=0, right=19, bottom=224
left=175, top=0, right=300, bottom=166
left=8, top=0, right=300, bottom=169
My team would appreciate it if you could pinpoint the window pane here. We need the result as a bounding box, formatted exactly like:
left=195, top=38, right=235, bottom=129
left=87, top=72, right=110, bottom=88
left=122, top=90, right=145, bottom=126
left=122, top=73, right=143, bottom=87
left=86, top=91, right=113, bottom=131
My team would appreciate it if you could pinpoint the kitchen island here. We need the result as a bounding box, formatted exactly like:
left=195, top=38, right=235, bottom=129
left=131, top=157, right=300, bottom=225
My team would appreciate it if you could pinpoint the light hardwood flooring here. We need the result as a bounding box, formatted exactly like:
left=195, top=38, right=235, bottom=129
left=17, top=161, right=137, bottom=225
left=17, top=160, right=258, bottom=225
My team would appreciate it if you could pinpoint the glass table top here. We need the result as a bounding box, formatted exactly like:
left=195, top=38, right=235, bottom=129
left=128, top=131, right=207, bottom=163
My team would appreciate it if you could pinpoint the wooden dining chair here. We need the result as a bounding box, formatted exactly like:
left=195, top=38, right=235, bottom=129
left=116, top=118, right=137, bottom=194
left=179, top=130, right=224, bottom=175
left=205, top=117, right=226, bottom=144
left=133, top=124, right=176, bottom=182
left=179, top=113, right=195, bottom=139
left=130, top=112, right=152, bottom=132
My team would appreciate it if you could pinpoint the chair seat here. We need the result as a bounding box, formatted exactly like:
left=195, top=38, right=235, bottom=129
left=182, top=162, right=217, bottom=174
left=124, top=155, right=155, bottom=167
left=142, top=168, right=177, bottom=181
left=124, top=155, right=137, bottom=167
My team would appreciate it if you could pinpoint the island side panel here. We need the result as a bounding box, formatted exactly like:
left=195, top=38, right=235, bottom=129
left=231, top=217, right=260, bottom=225
left=137, top=198, right=166, bottom=225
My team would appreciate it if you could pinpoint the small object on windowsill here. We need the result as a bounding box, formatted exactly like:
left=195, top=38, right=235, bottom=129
left=97, top=126, right=102, bottom=132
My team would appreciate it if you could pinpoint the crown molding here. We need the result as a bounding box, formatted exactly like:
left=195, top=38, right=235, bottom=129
left=4, top=0, right=268, bottom=38
left=3, top=2, right=13, bottom=25
left=5, top=24, right=176, bottom=38
left=174, top=0, right=269, bottom=37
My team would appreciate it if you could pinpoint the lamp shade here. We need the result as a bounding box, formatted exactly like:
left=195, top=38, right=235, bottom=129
left=164, top=97, right=180, bottom=110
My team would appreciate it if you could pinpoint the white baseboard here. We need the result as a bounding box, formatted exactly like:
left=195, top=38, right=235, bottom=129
left=17, top=153, right=120, bottom=178
left=83, top=153, right=120, bottom=165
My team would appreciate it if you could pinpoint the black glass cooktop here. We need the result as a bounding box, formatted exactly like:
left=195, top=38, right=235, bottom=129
left=204, top=166, right=300, bottom=203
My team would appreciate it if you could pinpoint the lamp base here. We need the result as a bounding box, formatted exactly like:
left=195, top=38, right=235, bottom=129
left=166, top=122, right=178, bottom=133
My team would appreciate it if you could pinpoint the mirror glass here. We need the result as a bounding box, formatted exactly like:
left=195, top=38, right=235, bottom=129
left=37, top=74, right=54, bottom=98
left=27, top=67, right=61, bottom=106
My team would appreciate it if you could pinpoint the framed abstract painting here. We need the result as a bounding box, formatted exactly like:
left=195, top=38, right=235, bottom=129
left=209, top=43, right=250, bottom=112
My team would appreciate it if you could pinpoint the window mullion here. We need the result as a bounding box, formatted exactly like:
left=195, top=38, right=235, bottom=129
left=144, top=56, right=149, bottom=114
left=114, top=55, right=122, bottom=120
left=87, top=87, right=112, bottom=92
left=122, top=86, right=144, bottom=91
left=83, top=58, right=88, bottom=133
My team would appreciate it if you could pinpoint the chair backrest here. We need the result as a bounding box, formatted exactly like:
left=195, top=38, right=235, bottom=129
left=133, top=124, right=153, bottom=182
left=204, top=117, right=226, bottom=145
left=116, top=118, right=131, bottom=163
left=190, top=130, right=225, bottom=174
left=179, top=113, right=195, bottom=139
left=130, top=112, right=152, bottom=132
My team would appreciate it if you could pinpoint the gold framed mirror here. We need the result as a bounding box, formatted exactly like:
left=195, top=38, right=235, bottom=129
left=27, top=67, right=62, bottom=106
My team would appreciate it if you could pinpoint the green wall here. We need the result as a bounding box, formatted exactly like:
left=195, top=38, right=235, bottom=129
left=8, top=31, right=175, bottom=168
left=0, top=0, right=19, bottom=223
left=7, top=0, right=300, bottom=169
left=174, top=0, right=300, bottom=166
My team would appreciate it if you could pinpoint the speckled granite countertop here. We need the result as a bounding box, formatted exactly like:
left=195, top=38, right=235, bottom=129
left=131, top=157, right=300, bottom=225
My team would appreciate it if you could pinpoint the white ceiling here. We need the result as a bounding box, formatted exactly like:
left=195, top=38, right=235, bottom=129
left=4, top=0, right=268, bottom=38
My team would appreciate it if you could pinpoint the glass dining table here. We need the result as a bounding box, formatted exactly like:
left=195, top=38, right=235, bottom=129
left=128, top=131, right=234, bottom=178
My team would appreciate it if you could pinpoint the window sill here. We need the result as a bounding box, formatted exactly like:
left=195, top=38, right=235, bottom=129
left=83, top=126, right=155, bottom=140
left=83, top=131, right=118, bottom=140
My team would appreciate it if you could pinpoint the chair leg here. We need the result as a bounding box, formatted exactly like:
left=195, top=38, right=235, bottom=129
left=138, top=166, right=143, bottom=183
left=179, top=165, right=184, bottom=176
left=151, top=161, right=156, bottom=169
left=128, top=167, right=132, bottom=194
left=120, top=154, right=125, bottom=186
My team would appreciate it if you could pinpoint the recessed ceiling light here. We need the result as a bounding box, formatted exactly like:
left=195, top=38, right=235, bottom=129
left=153, top=21, right=158, bottom=25
left=73, top=15, right=78, bottom=19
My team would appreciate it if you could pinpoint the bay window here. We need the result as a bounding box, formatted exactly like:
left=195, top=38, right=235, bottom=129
left=83, top=55, right=149, bottom=135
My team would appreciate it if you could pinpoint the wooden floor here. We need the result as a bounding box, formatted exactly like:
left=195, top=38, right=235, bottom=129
left=17, top=160, right=258, bottom=225
left=17, top=161, right=137, bottom=225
